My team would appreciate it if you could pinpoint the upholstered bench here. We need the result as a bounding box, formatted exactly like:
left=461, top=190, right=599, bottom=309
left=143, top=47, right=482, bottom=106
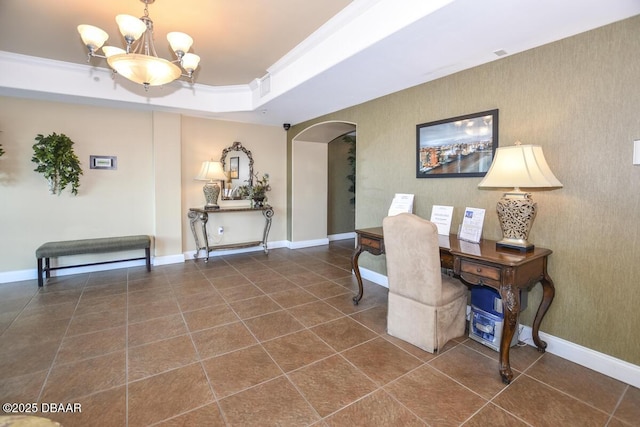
left=36, top=235, right=151, bottom=287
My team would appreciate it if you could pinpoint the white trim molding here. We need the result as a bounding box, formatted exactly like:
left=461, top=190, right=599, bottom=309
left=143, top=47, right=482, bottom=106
left=288, top=238, right=330, bottom=249
left=328, top=232, right=356, bottom=241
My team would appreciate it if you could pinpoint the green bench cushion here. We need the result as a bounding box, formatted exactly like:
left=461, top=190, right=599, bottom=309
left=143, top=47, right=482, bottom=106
left=36, top=235, right=150, bottom=258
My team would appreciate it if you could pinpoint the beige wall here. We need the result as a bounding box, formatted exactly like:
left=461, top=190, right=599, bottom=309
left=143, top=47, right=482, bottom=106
left=0, top=98, right=286, bottom=274
left=291, top=140, right=328, bottom=242
left=0, top=98, right=155, bottom=271
left=290, top=16, right=640, bottom=365
left=180, top=116, right=287, bottom=250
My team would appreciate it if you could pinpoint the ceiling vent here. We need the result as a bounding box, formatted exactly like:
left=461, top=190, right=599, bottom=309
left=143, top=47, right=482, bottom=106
left=260, top=74, right=271, bottom=97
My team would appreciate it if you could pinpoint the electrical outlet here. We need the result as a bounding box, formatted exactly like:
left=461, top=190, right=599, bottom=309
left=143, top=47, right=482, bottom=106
left=217, top=226, right=224, bottom=235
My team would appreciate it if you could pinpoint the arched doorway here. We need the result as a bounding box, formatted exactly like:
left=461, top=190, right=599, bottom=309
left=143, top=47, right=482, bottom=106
left=290, top=121, right=356, bottom=247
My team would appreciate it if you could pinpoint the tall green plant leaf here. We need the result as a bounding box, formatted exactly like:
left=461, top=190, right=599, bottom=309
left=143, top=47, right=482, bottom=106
left=32, top=133, right=83, bottom=195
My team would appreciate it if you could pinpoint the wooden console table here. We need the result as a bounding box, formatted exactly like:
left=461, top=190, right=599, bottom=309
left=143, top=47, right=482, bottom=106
left=351, top=227, right=555, bottom=384
left=188, top=206, right=274, bottom=262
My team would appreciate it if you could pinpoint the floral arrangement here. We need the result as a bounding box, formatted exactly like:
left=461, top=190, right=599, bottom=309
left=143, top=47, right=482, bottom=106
left=251, top=172, right=271, bottom=198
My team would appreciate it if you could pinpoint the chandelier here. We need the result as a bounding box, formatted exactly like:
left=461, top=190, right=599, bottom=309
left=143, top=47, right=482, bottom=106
left=77, top=0, right=200, bottom=90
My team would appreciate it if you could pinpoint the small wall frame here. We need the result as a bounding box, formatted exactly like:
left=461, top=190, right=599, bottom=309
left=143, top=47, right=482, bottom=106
left=90, top=155, right=117, bottom=170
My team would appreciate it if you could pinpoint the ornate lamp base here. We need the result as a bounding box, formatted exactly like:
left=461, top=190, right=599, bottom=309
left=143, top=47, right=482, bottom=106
left=203, top=181, right=221, bottom=210
left=495, top=191, right=537, bottom=252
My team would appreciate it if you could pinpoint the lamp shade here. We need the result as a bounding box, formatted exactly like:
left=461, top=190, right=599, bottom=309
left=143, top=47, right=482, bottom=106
left=167, top=32, right=194, bottom=54
left=115, top=14, right=146, bottom=41
left=107, top=54, right=181, bottom=86
left=181, top=53, right=201, bottom=73
left=195, top=161, right=226, bottom=182
left=478, top=143, right=563, bottom=189
left=102, top=46, right=126, bottom=58
left=77, top=25, right=109, bottom=50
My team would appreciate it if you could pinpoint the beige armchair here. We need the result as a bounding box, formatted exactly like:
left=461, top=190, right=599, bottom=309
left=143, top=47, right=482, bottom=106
left=383, top=213, right=468, bottom=353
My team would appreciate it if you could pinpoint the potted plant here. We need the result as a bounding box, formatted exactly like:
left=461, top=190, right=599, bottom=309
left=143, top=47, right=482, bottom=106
left=32, top=132, right=83, bottom=195
left=250, top=172, right=271, bottom=207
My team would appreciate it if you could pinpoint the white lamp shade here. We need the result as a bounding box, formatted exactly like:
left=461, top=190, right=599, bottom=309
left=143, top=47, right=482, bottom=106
left=195, top=161, right=226, bottom=181
left=478, top=143, right=563, bottom=189
left=107, top=53, right=181, bottom=86
left=77, top=25, right=109, bottom=50
left=115, top=14, right=146, bottom=41
left=101, top=46, right=126, bottom=58
left=181, top=53, right=200, bottom=72
left=167, top=32, right=194, bottom=54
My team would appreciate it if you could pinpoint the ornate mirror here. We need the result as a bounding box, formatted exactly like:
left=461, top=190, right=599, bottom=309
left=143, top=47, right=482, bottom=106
left=220, top=141, right=254, bottom=200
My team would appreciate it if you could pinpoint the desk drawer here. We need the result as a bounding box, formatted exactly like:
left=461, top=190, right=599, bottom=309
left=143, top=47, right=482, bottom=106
left=360, top=237, right=384, bottom=255
left=459, top=260, right=501, bottom=286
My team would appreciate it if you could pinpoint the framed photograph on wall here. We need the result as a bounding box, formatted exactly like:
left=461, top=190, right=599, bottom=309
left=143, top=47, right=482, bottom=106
left=416, top=109, right=498, bottom=178
left=230, top=156, right=239, bottom=179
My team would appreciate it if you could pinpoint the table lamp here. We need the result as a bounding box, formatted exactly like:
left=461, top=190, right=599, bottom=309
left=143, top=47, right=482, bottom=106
left=478, top=141, right=563, bottom=252
left=195, top=161, right=226, bottom=210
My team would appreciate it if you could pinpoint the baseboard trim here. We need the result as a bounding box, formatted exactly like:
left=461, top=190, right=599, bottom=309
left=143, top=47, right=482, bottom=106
left=518, top=326, right=640, bottom=388
left=360, top=267, right=640, bottom=388
left=183, top=240, right=290, bottom=260
left=288, top=238, right=330, bottom=249
left=328, top=232, right=356, bottom=241
left=153, top=254, right=185, bottom=266
left=359, top=266, right=388, bottom=288
left=0, top=253, right=188, bottom=284
left=0, top=259, right=151, bottom=283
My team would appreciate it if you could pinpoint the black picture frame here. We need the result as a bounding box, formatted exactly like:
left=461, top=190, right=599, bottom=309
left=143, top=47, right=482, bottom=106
left=416, top=109, right=498, bottom=178
left=230, top=156, right=239, bottom=179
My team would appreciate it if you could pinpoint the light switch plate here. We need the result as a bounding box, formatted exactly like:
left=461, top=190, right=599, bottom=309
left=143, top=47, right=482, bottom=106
left=634, top=140, right=640, bottom=165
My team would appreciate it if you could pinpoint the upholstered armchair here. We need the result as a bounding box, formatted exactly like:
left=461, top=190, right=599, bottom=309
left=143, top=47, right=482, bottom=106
left=383, top=213, right=468, bottom=353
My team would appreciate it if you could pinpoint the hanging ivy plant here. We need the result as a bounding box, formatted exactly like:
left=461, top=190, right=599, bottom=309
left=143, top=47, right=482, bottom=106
left=343, top=134, right=356, bottom=205
left=32, top=133, right=83, bottom=195
left=0, top=144, right=4, bottom=157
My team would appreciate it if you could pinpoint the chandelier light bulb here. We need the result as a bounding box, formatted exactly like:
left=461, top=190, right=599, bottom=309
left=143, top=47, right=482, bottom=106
left=77, top=25, right=109, bottom=52
left=181, top=53, right=201, bottom=73
left=167, top=32, right=194, bottom=56
left=115, top=14, right=147, bottom=42
left=102, top=46, right=126, bottom=58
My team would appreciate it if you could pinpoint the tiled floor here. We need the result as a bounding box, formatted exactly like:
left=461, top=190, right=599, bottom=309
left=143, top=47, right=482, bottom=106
left=1, top=240, right=638, bottom=426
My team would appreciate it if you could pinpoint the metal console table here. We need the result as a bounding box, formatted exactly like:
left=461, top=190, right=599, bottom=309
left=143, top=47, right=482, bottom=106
left=188, top=206, right=274, bottom=262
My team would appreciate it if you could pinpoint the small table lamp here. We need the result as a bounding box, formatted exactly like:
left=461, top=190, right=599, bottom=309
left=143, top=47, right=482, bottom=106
left=195, top=161, right=226, bottom=210
left=478, top=141, right=563, bottom=252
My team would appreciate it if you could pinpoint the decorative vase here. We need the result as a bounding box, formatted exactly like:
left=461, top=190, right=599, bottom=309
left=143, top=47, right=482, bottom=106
left=252, top=195, right=265, bottom=207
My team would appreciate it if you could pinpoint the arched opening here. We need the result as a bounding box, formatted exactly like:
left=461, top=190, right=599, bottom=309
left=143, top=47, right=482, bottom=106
left=290, top=121, right=356, bottom=247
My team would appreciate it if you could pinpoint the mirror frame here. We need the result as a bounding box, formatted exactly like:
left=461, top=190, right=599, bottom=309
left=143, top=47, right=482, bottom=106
left=220, top=141, right=254, bottom=199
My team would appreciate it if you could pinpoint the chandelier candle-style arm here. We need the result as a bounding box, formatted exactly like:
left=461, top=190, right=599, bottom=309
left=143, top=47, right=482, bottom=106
left=478, top=141, right=563, bottom=252
left=77, top=0, right=200, bottom=89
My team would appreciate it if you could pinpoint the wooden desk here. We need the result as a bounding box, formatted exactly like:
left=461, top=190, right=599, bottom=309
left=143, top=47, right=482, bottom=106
left=188, top=206, right=274, bottom=262
left=351, top=227, right=555, bottom=384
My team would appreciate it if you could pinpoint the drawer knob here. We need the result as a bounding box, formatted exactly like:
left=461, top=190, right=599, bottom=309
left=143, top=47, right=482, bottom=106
left=476, top=267, right=482, bottom=273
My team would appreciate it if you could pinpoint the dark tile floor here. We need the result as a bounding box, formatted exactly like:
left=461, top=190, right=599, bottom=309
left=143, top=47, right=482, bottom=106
left=0, top=240, right=638, bottom=426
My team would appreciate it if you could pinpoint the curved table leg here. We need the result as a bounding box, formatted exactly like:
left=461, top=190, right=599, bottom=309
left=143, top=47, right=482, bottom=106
left=188, top=211, right=202, bottom=261
left=262, top=207, right=274, bottom=254
left=532, top=264, right=555, bottom=352
left=351, top=244, right=364, bottom=305
left=498, top=282, right=520, bottom=384
left=199, top=212, right=210, bottom=262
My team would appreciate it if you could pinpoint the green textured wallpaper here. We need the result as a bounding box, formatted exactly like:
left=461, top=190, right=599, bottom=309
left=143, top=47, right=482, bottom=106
left=290, top=16, right=640, bottom=365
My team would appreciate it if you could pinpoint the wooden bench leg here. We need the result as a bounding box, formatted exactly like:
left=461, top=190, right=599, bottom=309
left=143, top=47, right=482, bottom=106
left=37, top=258, right=44, bottom=287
